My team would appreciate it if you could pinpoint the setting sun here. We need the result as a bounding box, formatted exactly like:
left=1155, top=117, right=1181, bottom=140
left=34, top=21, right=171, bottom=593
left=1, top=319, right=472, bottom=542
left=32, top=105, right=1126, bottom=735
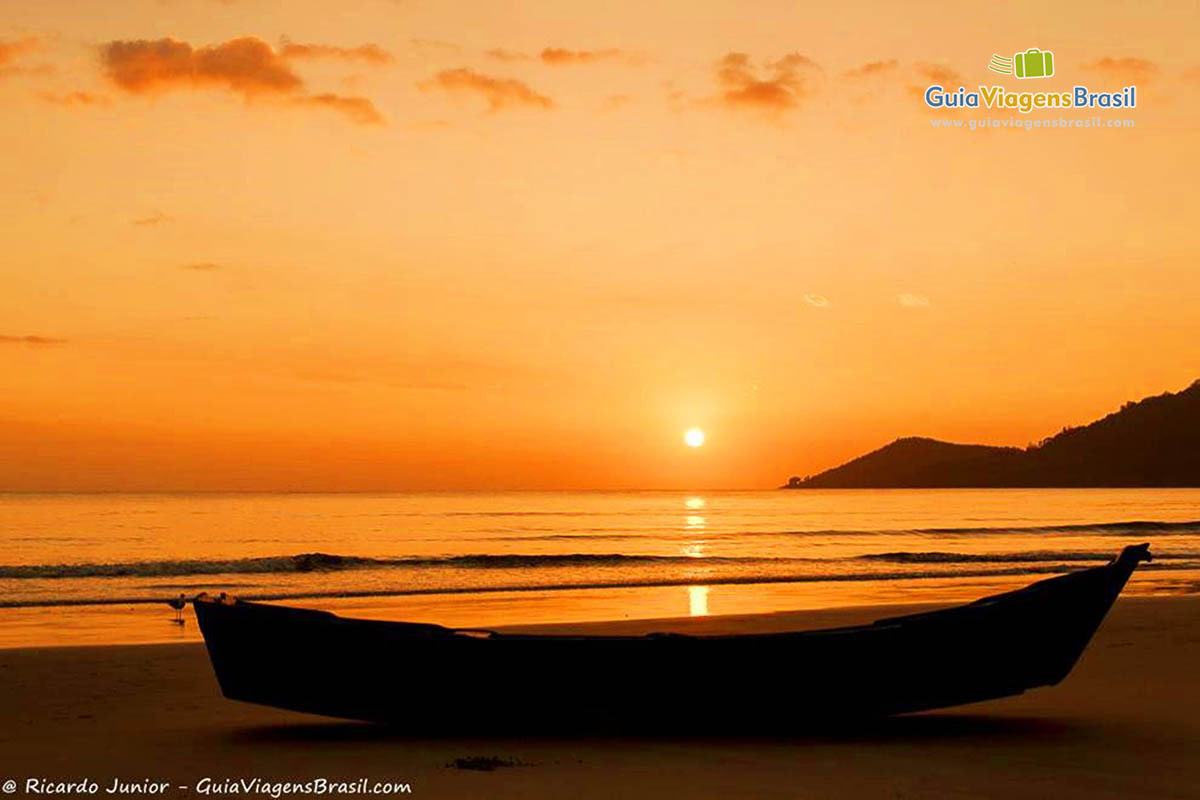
left=684, top=428, right=706, bottom=448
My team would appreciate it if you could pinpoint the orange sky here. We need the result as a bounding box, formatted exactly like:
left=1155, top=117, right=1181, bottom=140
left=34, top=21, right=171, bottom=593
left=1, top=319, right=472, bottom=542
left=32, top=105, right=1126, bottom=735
left=2, top=0, right=1199, bottom=490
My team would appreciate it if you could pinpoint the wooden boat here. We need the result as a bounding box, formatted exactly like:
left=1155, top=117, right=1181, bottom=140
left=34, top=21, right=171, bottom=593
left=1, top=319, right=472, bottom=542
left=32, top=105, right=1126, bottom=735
left=193, top=543, right=1151, bottom=728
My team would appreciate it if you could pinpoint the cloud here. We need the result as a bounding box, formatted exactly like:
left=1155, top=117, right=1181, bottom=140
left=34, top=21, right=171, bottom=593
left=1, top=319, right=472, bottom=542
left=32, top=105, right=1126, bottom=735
left=804, top=294, right=830, bottom=308
left=182, top=262, right=221, bottom=271
left=539, top=47, right=640, bottom=66
left=279, top=40, right=393, bottom=65
left=0, top=36, right=38, bottom=73
left=602, top=94, right=631, bottom=110
left=100, top=36, right=386, bottom=124
left=711, top=52, right=819, bottom=113
left=913, top=62, right=962, bottom=85
left=102, top=37, right=302, bottom=95
left=132, top=212, right=172, bottom=227
left=0, top=36, right=51, bottom=78
left=485, top=48, right=530, bottom=62
left=0, top=37, right=39, bottom=66
left=844, top=59, right=898, bottom=79
left=484, top=47, right=644, bottom=66
left=907, top=63, right=963, bottom=101
left=292, top=93, right=384, bottom=124
left=0, top=334, right=66, bottom=345
left=1083, top=57, right=1157, bottom=81
left=897, top=293, right=931, bottom=308
left=38, top=91, right=111, bottom=107
left=419, top=68, right=554, bottom=111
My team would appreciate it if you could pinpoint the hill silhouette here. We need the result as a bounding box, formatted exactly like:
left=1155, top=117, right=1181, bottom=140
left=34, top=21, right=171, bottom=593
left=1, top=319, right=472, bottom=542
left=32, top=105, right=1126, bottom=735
left=784, top=380, right=1200, bottom=488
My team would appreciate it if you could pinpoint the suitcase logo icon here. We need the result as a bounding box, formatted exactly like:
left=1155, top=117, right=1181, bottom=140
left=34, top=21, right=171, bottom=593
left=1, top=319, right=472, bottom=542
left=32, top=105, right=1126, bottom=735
left=988, top=48, right=1055, bottom=79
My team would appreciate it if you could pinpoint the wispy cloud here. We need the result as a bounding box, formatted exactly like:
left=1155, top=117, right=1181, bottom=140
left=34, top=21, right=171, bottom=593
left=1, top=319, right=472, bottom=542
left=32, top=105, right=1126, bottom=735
left=484, top=48, right=530, bottom=63
left=907, top=63, right=963, bottom=100
left=843, top=59, right=898, bottom=79
left=539, top=47, right=641, bottom=66
left=132, top=212, right=172, bottom=227
left=419, top=68, right=554, bottom=111
left=0, top=36, right=39, bottom=77
left=913, top=62, right=962, bottom=85
left=897, top=293, right=931, bottom=308
left=293, top=93, right=384, bottom=124
left=1083, top=57, right=1157, bottom=82
left=0, top=334, right=67, bottom=345
left=0, top=36, right=52, bottom=78
left=38, top=90, right=111, bottom=107
left=182, top=262, right=221, bottom=271
left=804, top=294, right=830, bottom=308
left=486, top=46, right=644, bottom=66
left=0, top=37, right=39, bottom=64
left=279, top=40, right=393, bottom=65
left=710, top=52, right=820, bottom=114
left=100, top=36, right=385, bottom=125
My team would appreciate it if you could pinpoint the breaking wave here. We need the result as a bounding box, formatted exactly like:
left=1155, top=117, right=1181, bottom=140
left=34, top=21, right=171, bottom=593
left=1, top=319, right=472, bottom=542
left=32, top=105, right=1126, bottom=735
left=0, top=552, right=772, bottom=580
left=2, top=561, right=1194, bottom=609
left=3, top=548, right=1197, bottom=581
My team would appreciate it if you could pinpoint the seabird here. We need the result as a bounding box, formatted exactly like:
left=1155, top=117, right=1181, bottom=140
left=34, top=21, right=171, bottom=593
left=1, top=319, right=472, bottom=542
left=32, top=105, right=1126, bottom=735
left=167, top=593, right=187, bottom=624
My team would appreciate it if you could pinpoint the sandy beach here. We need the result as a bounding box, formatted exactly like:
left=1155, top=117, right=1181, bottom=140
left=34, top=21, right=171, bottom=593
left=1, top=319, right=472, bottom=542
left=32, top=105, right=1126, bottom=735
left=1, top=596, right=1196, bottom=799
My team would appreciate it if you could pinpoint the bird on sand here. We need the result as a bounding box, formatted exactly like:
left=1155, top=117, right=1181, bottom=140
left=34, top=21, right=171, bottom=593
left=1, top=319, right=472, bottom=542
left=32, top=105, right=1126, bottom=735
left=167, top=593, right=187, bottom=624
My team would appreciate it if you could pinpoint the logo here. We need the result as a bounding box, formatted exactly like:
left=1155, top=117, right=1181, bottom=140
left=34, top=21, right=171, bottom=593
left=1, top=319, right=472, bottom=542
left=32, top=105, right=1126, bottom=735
left=923, top=47, right=1136, bottom=114
left=989, top=48, right=1055, bottom=79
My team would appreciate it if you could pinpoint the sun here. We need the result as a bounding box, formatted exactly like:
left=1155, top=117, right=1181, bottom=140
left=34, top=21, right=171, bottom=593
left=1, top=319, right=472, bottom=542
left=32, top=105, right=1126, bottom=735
left=683, top=427, right=706, bottom=448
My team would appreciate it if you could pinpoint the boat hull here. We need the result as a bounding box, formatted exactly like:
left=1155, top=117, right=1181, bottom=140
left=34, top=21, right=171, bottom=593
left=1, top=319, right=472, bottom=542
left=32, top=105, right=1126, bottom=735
left=193, top=544, right=1150, bottom=728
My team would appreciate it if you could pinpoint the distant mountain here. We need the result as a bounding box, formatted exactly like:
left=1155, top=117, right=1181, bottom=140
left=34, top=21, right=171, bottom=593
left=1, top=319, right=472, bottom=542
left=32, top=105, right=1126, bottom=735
left=783, top=380, right=1200, bottom=488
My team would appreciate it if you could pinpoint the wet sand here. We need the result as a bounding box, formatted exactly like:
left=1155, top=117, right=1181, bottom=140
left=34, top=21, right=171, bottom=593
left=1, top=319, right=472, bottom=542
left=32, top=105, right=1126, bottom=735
left=0, top=597, right=1197, bottom=799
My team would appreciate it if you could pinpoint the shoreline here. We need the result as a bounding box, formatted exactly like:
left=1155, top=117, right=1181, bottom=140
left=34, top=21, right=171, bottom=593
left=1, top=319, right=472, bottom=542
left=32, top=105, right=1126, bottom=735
left=3, top=568, right=1193, bottom=650
left=2, top=599, right=959, bottom=653
left=0, top=593, right=1188, bottom=645
left=4, top=559, right=1183, bottom=609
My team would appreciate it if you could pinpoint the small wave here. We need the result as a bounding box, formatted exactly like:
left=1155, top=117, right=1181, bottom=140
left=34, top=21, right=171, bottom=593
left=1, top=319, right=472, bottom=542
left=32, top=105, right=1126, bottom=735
left=760, top=520, right=1200, bottom=538
left=4, top=547, right=1200, bottom=581
left=0, top=553, right=385, bottom=579
left=501, top=519, right=1200, bottom=541
left=2, top=561, right=1194, bottom=609
left=0, top=552, right=775, bottom=580
left=911, top=520, right=1200, bottom=535
left=858, top=550, right=1200, bottom=564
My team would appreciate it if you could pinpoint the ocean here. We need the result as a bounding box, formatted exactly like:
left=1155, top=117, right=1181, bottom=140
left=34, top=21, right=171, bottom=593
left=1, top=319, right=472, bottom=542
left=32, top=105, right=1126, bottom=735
left=2, top=489, right=1198, bottom=647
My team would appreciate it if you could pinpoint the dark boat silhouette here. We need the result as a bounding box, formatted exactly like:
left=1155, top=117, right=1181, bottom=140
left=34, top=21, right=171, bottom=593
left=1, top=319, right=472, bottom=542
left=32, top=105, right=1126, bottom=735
left=192, top=544, right=1151, bottom=728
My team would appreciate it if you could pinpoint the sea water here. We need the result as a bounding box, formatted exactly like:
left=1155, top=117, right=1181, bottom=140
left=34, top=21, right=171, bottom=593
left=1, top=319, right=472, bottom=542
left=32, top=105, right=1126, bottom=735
left=1, top=490, right=1196, bottom=646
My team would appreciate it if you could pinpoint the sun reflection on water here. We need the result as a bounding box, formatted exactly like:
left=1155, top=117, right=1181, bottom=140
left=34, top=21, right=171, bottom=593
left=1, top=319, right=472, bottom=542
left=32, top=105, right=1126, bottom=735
left=688, top=585, right=710, bottom=617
